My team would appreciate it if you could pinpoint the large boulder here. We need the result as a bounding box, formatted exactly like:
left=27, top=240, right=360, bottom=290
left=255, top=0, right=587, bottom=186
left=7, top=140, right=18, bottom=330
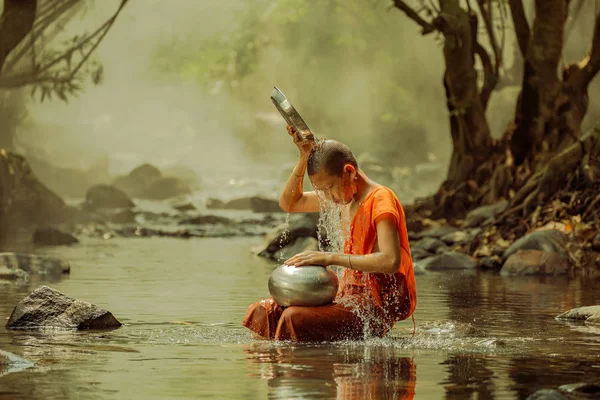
left=5, top=286, right=122, bottom=330
left=206, top=196, right=282, bottom=213
left=112, top=163, right=192, bottom=200
left=0, top=151, right=68, bottom=248
left=33, top=227, right=78, bottom=246
left=501, top=249, right=570, bottom=276
left=83, top=184, right=134, bottom=210
left=144, top=176, right=191, bottom=200
left=502, top=230, right=570, bottom=261
left=555, top=305, right=600, bottom=325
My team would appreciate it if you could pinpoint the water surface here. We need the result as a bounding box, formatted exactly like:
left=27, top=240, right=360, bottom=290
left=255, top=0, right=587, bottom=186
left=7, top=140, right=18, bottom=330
left=1, top=234, right=599, bottom=399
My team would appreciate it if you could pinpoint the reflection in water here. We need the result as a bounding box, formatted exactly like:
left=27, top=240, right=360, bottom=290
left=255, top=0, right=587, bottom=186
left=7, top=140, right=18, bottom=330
left=244, top=343, right=416, bottom=400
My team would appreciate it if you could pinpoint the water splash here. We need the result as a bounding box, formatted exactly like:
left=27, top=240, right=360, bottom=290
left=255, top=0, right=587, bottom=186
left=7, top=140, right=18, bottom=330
left=276, top=213, right=291, bottom=263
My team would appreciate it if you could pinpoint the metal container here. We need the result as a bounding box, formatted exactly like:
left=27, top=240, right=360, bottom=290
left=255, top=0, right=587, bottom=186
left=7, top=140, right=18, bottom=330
left=270, top=86, right=315, bottom=141
left=268, top=264, right=339, bottom=307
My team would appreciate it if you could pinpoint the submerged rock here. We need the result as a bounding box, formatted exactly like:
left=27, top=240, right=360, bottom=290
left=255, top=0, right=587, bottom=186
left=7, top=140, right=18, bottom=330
left=420, top=252, right=477, bottom=270
left=0, top=252, right=70, bottom=275
left=501, top=250, right=570, bottom=276
left=555, top=305, right=600, bottom=325
left=33, top=227, right=79, bottom=246
left=5, top=286, right=122, bottom=330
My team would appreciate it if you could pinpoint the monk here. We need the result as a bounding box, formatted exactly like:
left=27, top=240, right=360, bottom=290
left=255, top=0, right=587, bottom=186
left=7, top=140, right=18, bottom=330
left=242, top=126, right=416, bottom=342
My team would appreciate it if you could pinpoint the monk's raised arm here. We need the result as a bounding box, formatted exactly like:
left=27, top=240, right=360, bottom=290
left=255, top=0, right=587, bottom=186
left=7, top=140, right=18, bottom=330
left=279, top=154, right=320, bottom=213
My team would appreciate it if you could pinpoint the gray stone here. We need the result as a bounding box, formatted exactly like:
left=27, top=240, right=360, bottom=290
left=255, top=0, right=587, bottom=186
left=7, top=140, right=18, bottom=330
left=503, top=230, right=570, bottom=261
left=33, top=227, right=78, bottom=246
left=0, top=253, right=70, bottom=275
left=413, top=237, right=447, bottom=253
left=501, top=250, right=570, bottom=276
left=0, top=266, right=29, bottom=280
left=84, top=184, right=134, bottom=210
left=440, top=230, right=472, bottom=245
left=525, top=389, right=566, bottom=400
left=6, top=286, right=121, bottom=330
left=418, top=225, right=459, bottom=239
left=420, top=252, right=478, bottom=270
left=463, top=200, right=508, bottom=228
left=410, top=246, right=431, bottom=261
left=556, top=305, right=600, bottom=325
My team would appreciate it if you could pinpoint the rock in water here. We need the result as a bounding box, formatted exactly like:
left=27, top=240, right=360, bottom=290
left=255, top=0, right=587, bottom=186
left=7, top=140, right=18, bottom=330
left=5, top=286, right=122, bottom=330
left=0, top=252, right=70, bottom=275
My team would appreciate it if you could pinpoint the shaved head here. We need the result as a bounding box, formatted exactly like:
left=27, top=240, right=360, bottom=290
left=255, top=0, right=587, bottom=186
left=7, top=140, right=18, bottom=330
left=307, top=139, right=358, bottom=177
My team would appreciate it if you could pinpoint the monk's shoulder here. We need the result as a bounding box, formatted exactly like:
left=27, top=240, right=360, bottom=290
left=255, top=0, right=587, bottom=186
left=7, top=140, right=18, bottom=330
left=372, top=185, right=400, bottom=205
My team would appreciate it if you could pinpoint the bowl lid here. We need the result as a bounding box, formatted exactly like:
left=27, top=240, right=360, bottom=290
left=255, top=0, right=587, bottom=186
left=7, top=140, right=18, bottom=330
left=270, top=87, right=313, bottom=137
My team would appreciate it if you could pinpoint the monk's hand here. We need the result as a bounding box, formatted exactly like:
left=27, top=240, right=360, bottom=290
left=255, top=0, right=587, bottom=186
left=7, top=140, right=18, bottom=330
left=286, top=125, right=315, bottom=157
left=285, top=251, right=332, bottom=267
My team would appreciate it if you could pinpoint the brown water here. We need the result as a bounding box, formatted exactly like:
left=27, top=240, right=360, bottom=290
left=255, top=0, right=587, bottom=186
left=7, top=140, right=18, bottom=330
left=1, top=235, right=600, bottom=400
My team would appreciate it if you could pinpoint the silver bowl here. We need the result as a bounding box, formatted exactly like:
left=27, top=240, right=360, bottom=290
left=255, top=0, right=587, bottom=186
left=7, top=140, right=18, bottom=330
left=270, top=87, right=315, bottom=141
left=268, top=264, right=339, bottom=307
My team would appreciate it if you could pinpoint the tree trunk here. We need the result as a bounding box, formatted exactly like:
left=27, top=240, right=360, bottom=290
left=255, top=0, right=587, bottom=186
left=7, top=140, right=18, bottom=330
left=0, top=0, right=37, bottom=72
left=509, top=0, right=569, bottom=165
left=436, top=0, right=492, bottom=184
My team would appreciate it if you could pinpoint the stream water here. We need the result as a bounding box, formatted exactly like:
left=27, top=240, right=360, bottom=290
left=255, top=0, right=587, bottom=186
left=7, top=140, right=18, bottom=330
left=1, top=193, right=599, bottom=399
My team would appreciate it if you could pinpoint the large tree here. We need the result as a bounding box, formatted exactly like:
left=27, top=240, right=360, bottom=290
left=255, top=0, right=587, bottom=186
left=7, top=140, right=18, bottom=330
left=393, top=0, right=600, bottom=220
left=0, top=0, right=128, bottom=94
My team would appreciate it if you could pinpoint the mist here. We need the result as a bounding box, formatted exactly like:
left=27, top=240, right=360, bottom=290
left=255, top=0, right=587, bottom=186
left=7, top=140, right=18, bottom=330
left=12, top=0, right=600, bottom=198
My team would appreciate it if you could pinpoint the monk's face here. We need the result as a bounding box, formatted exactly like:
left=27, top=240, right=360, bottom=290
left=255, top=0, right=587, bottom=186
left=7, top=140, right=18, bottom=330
left=309, top=164, right=357, bottom=205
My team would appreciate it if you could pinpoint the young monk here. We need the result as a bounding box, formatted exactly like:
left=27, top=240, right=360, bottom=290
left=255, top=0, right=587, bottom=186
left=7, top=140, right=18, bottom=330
left=242, top=126, right=416, bottom=342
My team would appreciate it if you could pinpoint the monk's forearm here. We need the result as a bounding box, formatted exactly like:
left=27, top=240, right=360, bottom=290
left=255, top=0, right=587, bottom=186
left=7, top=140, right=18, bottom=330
left=329, top=252, right=399, bottom=274
left=279, top=154, right=309, bottom=212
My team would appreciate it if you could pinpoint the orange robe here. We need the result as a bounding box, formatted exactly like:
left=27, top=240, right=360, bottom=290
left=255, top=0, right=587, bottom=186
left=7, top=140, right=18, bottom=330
left=242, top=185, right=417, bottom=342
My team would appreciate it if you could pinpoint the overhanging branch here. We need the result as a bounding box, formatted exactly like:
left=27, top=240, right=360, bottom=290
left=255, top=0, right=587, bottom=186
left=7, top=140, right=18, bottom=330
left=393, top=0, right=437, bottom=35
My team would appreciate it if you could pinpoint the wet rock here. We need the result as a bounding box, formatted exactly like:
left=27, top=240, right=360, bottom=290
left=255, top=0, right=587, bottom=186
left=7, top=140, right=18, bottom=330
left=173, top=202, right=196, bottom=212
left=144, top=176, right=191, bottom=200
left=593, top=233, right=600, bottom=252
left=502, top=230, right=570, bottom=261
left=180, top=215, right=232, bottom=225
left=478, top=256, right=502, bottom=270
left=206, top=196, right=282, bottom=213
left=250, top=197, right=282, bottom=213
left=0, top=253, right=70, bottom=275
left=84, top=184, right=134, bottom=210
left=420, top=252, right=477, bottom=270
left=501, top=250, right=570, bottom=276
left=558, top=382, right=600, bottom=397
left=440, top=230, right=472, bottom=245
left=33, top=227, right=78, bottom=246
left=410, top=246, right=431, bottom=261
left=555, top=305, right=600, bottom=325
left=418, top=225, right=459, bottom=239
left=5, top=286, right=122, bottom=330
left=413, top=237, right=447, bottom=253
left=0, top=266, right=29, bottom=280
left=525, top=389, right=566, bottom=400
left=462, top=200, right=508, bottom=228
left=106, top=208, right=137, bottom=224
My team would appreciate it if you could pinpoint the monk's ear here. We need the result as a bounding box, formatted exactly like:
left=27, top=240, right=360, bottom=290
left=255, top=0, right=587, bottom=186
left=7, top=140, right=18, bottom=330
left=343, top=163, right=356, bottom=177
